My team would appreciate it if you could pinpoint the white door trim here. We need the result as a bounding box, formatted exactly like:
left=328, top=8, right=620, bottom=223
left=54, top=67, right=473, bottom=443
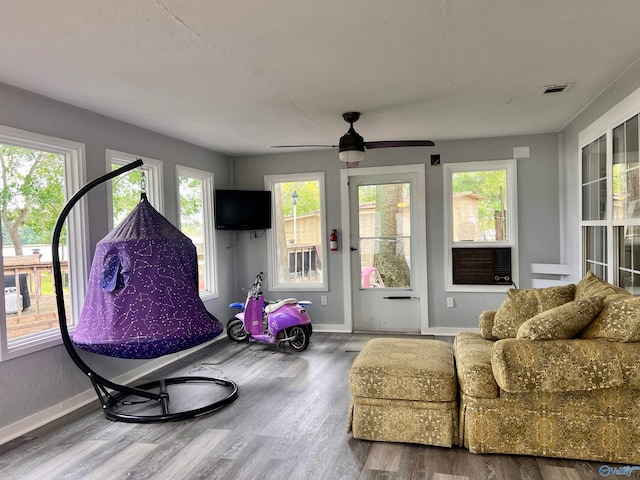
left=340, top=164, right=429, bottom=333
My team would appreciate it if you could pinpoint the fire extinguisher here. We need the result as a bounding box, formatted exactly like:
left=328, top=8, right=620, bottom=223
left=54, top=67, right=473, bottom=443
left=330, top=229, right=338, bottom=251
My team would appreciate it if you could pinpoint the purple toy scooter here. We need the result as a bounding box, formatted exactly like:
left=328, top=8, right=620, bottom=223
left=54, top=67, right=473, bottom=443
left=226, top=272, right=312, bottom=351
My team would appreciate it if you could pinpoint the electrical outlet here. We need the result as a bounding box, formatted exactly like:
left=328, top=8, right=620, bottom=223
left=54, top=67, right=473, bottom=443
left=321, top=295, right=328, bottom=306
left=446, top=297, right=455, bottom=308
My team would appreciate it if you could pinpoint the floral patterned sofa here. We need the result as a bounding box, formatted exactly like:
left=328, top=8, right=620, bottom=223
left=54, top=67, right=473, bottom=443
left=454, top=271, right=640, bottom=464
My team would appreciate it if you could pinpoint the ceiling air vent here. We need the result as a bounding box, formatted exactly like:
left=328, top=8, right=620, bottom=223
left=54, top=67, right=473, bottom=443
left=539, top=83, right=573, bottom=95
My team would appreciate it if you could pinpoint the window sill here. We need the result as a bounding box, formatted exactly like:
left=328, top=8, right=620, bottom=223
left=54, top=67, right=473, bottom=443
left=269, top=284, right=328, bottom=292
left=445, top=284, right=513, bottom=294
left=2, top=329, right=66, bottom=361
left=199, top=291, right=219, bottom=303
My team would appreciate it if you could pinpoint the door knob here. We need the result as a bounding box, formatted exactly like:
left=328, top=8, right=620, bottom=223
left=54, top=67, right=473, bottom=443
left=350, top=247, right=358, bottom=251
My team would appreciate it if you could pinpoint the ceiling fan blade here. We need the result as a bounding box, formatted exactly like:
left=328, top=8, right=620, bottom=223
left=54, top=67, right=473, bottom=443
left=271, top=144, right=338, bottom=148
left=364, top=140, right=435, bottom=149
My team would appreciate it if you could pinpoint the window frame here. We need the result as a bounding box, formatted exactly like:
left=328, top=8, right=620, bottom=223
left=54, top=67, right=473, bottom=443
left=0, top=125, right=88, bottom=361
left=265, top=172, right=328, bottom=292
left=176, top=165, right=218, bottom=300
left=106, top=149, right=164, bottom=230
left=579, top=86, right=640, bottom=289
left=443, top=159, right=519, bottom=292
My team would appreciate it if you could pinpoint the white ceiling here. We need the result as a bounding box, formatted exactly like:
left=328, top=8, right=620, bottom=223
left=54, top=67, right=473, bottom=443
left=2, top=1, right=640, bottom=156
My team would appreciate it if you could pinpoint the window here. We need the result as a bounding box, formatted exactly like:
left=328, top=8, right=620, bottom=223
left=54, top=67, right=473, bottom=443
left=265, top=172, right=327, bottom=291
left=106, top=149, right=163, bottom=229
left=581, top=135, right=609, bottom=280
left=443, top=160, right=518, bottom=291
left=579, top=86, right=640, bottom=294
left=176, top=165, right=217, bottom=298
left=0, top=125, right=87, bottom=360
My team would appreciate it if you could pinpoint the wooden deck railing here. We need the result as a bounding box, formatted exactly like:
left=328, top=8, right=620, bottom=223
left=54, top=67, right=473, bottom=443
left=4, top=254, right=69, bottom=339
left=287, top=245, right=320, bottom=282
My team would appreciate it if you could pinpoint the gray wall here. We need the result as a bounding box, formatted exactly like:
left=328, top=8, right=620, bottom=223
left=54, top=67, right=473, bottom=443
left=0, top=79, right=564, bottom=433
left=233, top=133, right=562, bottom=330
left=560, top=63, right=640, bottom=280
left=0, top=82, right=234, bottom=430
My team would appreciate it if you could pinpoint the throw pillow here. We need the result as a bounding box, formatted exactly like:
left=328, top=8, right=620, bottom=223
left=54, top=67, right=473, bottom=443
left=580, top=295, right=640, bottom=342
left=516, top=296, right=604, bottom=340
left=575, top=270, right=629, bottom=300
left=492, top=284, right=576, bottom=339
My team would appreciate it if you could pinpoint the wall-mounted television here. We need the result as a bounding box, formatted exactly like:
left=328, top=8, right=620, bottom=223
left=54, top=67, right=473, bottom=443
left=214, top=189, right=272, bottom=230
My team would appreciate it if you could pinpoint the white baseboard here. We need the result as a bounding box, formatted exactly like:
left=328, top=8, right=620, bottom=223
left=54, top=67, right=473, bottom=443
left=312, top=325, right=479, bottom=336
left=0, top=335, right=225, bottom=446
left=311, top=324, right=352, bottom=333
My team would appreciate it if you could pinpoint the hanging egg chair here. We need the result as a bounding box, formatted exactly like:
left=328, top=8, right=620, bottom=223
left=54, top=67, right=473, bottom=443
left=52, top=160, right=238, bottom=423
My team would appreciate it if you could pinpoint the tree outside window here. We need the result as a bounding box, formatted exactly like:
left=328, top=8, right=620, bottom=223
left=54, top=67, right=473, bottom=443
left=451, top=169, right=507, bottom=242
left=0, top=144, right=70, bottom=341
left=177, top=166, right=216, bottom=297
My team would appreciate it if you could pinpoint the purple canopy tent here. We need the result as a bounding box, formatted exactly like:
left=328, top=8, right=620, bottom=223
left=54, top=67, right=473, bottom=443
left=53, top=160, right=237, bottom=423
left=73, top=194, right=222, bottom=359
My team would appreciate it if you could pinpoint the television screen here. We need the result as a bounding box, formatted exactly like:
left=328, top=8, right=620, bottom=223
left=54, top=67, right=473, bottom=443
left=214, top=189, right=272, bottom=230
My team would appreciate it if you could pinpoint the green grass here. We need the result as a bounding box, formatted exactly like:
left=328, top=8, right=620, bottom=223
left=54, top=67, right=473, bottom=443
left=39, top=272, right=69, bottom=295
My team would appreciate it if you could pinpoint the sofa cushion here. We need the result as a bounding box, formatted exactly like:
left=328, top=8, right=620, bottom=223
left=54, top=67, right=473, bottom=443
left=492, top=284, right=576, bottom=339
left=581, top=295, right=640, bottom=342
left=349, top=338, right=457, bottom=402
left=491, top=338, right=624, bottom=393
left=575, top=270, right=629, bottom=300
left=454, top=332, right=499, bottom=398
left=516, top=296, right=604, bottom=340
left=478, top=310, right=498, bottom=340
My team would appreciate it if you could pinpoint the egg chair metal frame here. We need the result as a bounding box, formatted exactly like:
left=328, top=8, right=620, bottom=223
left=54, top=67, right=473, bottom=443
left=52, top=159, right=238, bottom=423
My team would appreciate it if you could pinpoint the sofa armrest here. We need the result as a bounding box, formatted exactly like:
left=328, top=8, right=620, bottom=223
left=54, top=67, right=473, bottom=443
left=610, top=341, right=640, bottom=389
left=479, top=310, right=497, bottom=340
left=492, top=338, right=625, bottom=393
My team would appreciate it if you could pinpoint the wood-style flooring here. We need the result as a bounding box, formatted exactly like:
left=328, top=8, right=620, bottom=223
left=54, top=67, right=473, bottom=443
left=0, top=332, right=635, bottom=480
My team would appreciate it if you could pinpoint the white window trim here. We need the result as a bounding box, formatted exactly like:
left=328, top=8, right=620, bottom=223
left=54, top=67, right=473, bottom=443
left=106, top=149, right=164, bottom=230
left=265, top=172, right=328, bottom=292
left=578, top=86, right=640, bottom=285
left=0, top=125, right=88, bottom=361
left=176, top=165, right=218, bottom=300
left=443, top=159, right=519, bottom=292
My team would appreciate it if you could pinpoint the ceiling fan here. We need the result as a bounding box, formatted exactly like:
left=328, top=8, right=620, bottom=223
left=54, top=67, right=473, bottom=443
left=272, top=112, right=435, bottom=166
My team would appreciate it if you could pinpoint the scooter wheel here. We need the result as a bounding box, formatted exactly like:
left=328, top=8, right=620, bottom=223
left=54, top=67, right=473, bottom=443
left=227, top=318, right=248, bottom=342
left=288, top=325, right=310, bottom=352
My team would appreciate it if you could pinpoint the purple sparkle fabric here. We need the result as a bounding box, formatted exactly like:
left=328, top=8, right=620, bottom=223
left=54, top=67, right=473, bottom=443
left=73, top=197, right=223, bottom=359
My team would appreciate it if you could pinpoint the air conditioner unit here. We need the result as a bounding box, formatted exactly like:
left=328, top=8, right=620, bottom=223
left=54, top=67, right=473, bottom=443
left=452, top=247, right=512, bottom=285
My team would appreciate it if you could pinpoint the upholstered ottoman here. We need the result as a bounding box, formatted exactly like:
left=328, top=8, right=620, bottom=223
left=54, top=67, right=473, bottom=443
left=347, top=338, right=458, bottom=447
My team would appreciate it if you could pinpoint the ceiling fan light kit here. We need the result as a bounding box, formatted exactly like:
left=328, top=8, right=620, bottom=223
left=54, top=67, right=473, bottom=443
left=338, top=148, right=365, bottom=163
left=338, top=112, right=365, bottom=164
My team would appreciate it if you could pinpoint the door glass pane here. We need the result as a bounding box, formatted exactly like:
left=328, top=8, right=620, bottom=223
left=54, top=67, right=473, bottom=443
left=0, top=144, right=71, bottom=339
left=358, top=183, right=411, bottom=289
